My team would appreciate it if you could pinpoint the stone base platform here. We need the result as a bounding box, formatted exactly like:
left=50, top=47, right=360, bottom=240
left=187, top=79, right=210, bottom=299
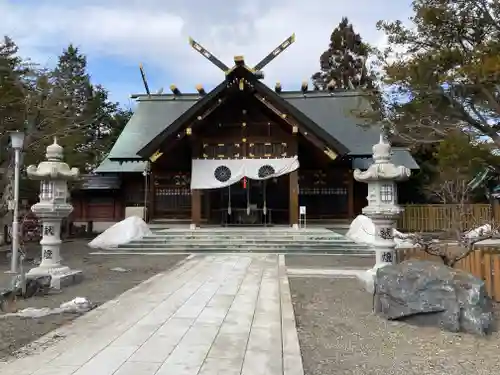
left=27, top=267, right=83, bottom=289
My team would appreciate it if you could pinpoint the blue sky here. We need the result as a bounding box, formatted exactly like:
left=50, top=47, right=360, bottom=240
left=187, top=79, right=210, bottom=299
left=1, top=0, right=413, bottom=107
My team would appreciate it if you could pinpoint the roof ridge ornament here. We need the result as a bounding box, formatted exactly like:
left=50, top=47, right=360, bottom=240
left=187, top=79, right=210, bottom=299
left=188, top=34, right=296, bottom=78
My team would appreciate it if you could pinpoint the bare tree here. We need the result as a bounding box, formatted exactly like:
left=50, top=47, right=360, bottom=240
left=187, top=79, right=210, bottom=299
left=0, top=68, right=102, bottom=242
left=402, top=223, right=496, bottom=267
left=401, top=177, right=497, bottom=267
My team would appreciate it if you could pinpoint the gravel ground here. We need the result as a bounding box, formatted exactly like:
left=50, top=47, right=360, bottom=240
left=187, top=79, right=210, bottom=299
left=290, top=277, right=500, bottom=375
left=0, top=241, right=186, bottom=360
left=285, top=254, right=375, bottom=269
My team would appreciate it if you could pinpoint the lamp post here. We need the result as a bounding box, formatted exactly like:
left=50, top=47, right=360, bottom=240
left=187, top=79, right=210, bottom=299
left=7, top=131, right=25, bottom=274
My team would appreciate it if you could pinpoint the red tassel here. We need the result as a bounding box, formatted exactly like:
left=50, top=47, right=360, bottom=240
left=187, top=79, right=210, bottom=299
left=243, top=177, right=247, bottom=189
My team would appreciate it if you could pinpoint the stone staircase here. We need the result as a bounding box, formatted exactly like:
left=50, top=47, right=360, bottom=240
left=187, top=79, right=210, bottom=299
left=102, top=226, right=373, bottom=255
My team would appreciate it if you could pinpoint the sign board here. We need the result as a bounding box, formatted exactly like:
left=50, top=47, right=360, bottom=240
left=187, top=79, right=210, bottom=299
left=299, top=206, right=306, bottom=215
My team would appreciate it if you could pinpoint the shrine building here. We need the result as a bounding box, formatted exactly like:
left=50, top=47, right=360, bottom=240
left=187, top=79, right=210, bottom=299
left=71, top=36, right=419, bottom=230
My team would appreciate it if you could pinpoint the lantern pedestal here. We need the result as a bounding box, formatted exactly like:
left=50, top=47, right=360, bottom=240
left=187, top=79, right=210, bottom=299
left=26, top=206, right=83, bottom=289
left=26, top=138, right=82, bottom=289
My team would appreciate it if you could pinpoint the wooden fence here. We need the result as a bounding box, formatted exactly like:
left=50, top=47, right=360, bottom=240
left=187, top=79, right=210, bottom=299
left=397, top=247, right=500, bottom=302
left=398, top=204, right=500, bottom=232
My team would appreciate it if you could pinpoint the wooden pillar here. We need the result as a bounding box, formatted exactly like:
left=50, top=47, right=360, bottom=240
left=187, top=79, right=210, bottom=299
left=289, top=132, right=299, bottom=227
left=348, top=171, right=354, bottom=219
left=289, top=170, right=299, bottom=226
left=148, top=165, right=155, bottom=222
left=82, top=196, right=88, bottom=221
left=191, top=189, right=201, bottom=226
left=190, top=134, right=202, bottom=227
left=204, top=191, right=211, bottom=223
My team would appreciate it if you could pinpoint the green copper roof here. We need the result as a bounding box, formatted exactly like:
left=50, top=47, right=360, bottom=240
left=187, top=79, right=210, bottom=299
left=106, top=97, right=198, bottom=161
left=96, top=89, right=418, bottom=172
left=94, top=158, right=147, bottom=173
left=352, top=148, right=420, bottom=170
left=281, top=92, right=381, bottom=155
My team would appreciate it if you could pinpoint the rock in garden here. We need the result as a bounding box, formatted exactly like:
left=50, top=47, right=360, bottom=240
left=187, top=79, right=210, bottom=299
left=0, top=288, right=17, bottom=313
left=23, top=275, right=52, bottom=298
left=373, top=260, right=493, bottom=335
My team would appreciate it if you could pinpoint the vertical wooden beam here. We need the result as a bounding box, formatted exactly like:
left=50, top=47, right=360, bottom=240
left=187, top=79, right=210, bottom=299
left=348, top=170, right=354, bottom=219
left=204, top=190, right=211, bottom=223
left=289, top=135, right=298, bottom=226
left=149, top=165, right=155, bottom=222
left=289, top=171, right=299, bottom=226
left=191, top=189, right=201, bottom=226
left=191, top=134, right=201, bottom=227
left=82, top=196, right=87, bottom=221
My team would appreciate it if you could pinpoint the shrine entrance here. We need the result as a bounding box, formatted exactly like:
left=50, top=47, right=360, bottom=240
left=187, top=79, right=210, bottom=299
left=206, top=174, right=289, bottom=226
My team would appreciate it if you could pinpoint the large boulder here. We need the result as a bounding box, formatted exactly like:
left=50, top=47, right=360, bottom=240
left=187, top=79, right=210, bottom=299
left=374, top=260, right=494, bottom=335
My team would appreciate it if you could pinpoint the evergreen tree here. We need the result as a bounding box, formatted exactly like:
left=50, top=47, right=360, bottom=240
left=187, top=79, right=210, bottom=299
left=398, top=144, right=439, bottom=203
left=312, top=17, right=374, bottom=90
left=369, top=0, right=500, bottom=146
left=81, top=85, right=131, bottom=169
left=0, top=37, right=28, bottom=149
left=48, top=44, right=94, bottom=169
left=0, top=37, right=134, bottom=235
left=52, top=44, right=91, bottom=117
left=0, top=36, right=34, bottom=228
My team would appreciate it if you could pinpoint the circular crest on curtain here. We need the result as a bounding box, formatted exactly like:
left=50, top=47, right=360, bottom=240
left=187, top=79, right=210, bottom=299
left=214, top=165, right=231, bottom=182
left=258, top=165, right=275, bottom=178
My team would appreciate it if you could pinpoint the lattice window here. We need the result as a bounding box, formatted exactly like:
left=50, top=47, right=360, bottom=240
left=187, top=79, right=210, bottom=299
left=380, top=184, right=394, bottom=203
left=40, top=181, right=54, bottom=200
left=248, top=142, right=288, bottom=158
left=155, top=173, right=190, bottom=187
left=298, top=188, right=347, bottom=195
left=203, top=144, right=240, bottom=158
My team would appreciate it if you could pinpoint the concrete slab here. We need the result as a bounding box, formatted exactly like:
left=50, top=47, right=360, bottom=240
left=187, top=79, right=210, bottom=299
left=287, top=267, right=369, bottom=278
left=0, top=254, right=304, bottom=375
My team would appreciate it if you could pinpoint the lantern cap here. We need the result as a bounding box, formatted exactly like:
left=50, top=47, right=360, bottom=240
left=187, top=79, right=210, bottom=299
left=46, top=137, right=64, bottom=161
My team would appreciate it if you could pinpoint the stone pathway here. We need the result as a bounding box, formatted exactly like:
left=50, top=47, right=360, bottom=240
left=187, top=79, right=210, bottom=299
left=0, top=254, right=303, bottom=375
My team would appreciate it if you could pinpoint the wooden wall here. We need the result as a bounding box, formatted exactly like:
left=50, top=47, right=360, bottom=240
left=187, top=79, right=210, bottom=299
left=71, top=192, right=123, bottom=221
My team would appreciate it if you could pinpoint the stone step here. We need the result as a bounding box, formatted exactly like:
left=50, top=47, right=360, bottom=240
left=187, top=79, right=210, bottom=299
left=134, top=237, right=353, bottom=244
left=117, top=243, right=365, bottom=250
left=113, top=227, right=367, bottom=255
left=144, top=234, right=345, bottom=239
left=150, top=228, right=339, bottom=234
left=103, top=247, right=373, bottom=255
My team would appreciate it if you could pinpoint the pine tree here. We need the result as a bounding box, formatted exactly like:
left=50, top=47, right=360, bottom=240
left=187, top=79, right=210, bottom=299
left=370, top=0, right=500, bottom=146
left=0, top=36, right=32, bottom=232
left=0, top=37, right=28, bottom=143
left=52, top=44, right=91, bottom=117
left=312, top=18, right=374, bottom=90
left=81, top=84, right=128, bottom=169
left=48, top=44, right=94, bottom=169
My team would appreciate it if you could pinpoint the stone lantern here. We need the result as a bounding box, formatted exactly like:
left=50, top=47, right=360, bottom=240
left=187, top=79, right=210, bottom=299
left=353, top=134, right=411, bottom=269
left=26, top=138, right=82, bottom=288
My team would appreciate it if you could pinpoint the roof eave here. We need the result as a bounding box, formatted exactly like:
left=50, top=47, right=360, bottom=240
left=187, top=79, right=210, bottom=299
left=137, top=81, right=228, bottom=159
left=108, top=157, right=147, bottom=163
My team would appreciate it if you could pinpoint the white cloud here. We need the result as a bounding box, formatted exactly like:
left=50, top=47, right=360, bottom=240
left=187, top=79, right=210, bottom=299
left=0, top=0, right=412, bottom=95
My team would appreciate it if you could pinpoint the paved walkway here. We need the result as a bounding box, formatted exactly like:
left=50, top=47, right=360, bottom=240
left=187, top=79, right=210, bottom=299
left=0, top=254, right=303, bottom=375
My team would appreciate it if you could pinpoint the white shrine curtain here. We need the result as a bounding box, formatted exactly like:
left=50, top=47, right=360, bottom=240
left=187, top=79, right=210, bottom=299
left=190, top=157, right=299, bottom=190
